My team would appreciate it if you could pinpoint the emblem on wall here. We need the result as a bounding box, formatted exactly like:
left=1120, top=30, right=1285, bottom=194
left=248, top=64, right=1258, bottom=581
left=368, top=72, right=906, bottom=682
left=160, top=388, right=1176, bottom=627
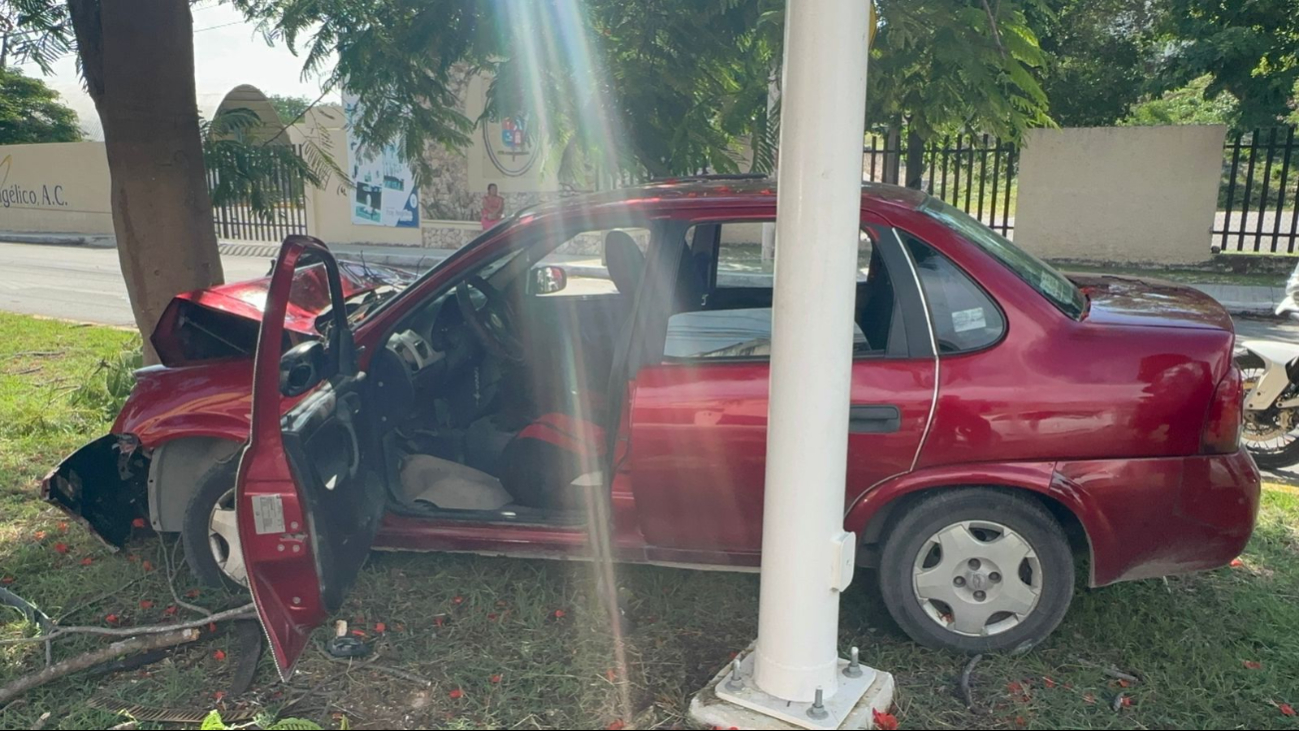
left=484, top=115, right=538, bottom=177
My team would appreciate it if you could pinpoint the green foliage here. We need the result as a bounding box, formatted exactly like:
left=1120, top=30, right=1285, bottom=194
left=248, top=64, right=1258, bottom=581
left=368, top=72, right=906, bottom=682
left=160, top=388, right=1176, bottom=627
left=1034, top=0, right=1161, bottom=127
left=868, top=0, right=1054, bottom=141
left=201, top=710, right=326, bottom=730
left=1122, top=74, right=1239, bottom=127
left=267, top=93, right=314, bottom=124
left=69, top=342, right=141, bottom=420
left=0, top=68, right=81, bottom=144
left=1160, top=0, right=1299, bottom=129
left=0, top=0, right=73, bottom=73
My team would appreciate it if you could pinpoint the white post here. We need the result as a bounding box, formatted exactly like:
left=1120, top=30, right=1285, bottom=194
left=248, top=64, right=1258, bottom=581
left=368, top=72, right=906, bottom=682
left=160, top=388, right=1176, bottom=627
left=761, top=72, right=780, bottom=267
left=754, top=0, right=870, bottom=705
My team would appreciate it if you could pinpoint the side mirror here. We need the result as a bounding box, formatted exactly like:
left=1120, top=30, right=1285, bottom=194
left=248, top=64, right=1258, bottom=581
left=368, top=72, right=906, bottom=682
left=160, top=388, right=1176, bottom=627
left=280, top=340, right=328, bottom=397
left=527, top=265, right=567, bottom=296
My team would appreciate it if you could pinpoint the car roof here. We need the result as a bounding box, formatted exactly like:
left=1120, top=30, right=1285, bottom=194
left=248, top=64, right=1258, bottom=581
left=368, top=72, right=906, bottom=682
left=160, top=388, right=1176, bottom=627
left=513, top=177, right=930, bottom=220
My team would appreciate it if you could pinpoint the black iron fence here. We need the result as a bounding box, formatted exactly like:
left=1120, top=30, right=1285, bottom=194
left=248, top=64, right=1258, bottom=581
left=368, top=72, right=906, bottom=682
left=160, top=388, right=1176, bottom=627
left=1216, top=127, right=1299, bottom=255
left=206, top=145, right=311, bottom=242
left=864, top=132, right=1018, bottom=237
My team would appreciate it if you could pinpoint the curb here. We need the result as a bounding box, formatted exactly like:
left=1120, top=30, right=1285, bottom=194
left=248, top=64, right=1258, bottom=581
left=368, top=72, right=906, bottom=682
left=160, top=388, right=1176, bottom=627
left=0, top=232, right=116, bottom=248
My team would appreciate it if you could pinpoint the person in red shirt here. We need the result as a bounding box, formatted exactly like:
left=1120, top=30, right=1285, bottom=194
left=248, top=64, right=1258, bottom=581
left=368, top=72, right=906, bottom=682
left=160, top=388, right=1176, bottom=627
left=480, top=184, right=505, bottom=230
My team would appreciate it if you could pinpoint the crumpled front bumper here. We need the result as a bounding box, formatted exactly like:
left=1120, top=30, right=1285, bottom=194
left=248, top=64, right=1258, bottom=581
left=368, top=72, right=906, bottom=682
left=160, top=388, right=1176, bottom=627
left=41, top=433, right=149, bottom=548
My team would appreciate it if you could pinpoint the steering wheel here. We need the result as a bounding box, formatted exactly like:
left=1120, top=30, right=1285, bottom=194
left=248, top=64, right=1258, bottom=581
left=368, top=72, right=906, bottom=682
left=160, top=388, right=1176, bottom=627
left=455, top=275, right=525, bottom=363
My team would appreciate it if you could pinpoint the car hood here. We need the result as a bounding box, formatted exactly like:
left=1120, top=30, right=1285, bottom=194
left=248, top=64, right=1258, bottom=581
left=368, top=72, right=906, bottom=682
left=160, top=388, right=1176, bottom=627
left=152, top=259, right=415, bottom=366
left=1070, top=274, right=1234, bottom=331
left=174, top=259, right=415, bottom=335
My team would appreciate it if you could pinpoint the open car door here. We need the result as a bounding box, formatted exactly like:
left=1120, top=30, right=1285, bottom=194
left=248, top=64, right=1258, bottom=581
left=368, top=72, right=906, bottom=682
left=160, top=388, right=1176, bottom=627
left=237, top=235, right=385, bottom=678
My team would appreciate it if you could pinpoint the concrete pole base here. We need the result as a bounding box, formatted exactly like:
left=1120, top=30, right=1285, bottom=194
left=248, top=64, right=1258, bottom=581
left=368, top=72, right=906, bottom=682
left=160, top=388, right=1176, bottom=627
left=689, top=644, right=895, bottom=730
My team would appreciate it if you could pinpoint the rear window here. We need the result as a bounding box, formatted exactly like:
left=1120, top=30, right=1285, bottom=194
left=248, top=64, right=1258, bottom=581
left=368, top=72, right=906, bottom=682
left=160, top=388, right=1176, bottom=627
left=920, top=197, right=1086, bottom=319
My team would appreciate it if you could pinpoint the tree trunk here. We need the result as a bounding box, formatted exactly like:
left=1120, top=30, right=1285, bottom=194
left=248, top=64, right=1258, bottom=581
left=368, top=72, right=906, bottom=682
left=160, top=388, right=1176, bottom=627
left=67, top=0, right=223, bottom=363
left=881, top=125, right=901, bottom=185
left=905, top=128, right=926, bottom=190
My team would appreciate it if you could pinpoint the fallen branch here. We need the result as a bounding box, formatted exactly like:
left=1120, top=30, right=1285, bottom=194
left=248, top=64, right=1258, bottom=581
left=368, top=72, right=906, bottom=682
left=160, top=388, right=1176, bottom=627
left=0, top=603, right=254, bottom=646
left=960, top=653, right=983, bottom=712
left=1076, top=658, right=1140, bottom=684
left=0, top=629, right=199, bottom=706
left=161, top=535, right=211, bottom=617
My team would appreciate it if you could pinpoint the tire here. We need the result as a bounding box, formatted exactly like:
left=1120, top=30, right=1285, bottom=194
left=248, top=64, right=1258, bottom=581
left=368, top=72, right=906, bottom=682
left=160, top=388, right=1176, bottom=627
left=1237, top=352, right=1299, bottom=470
left=181, top=457, right=249, bottom=593
left=878, top=488, right=1074, bottom=654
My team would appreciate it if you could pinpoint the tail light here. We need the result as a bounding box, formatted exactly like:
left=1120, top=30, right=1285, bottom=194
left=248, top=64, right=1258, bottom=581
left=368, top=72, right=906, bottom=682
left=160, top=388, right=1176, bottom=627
left=1201, top=365, right=1244, bottom=454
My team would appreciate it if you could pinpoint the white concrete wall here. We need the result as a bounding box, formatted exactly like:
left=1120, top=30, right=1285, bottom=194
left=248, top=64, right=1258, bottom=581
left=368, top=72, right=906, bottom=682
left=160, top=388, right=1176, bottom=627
left=0, top=142, right=114, bottom=236
left=1013, top=125, right=1228, bottom=265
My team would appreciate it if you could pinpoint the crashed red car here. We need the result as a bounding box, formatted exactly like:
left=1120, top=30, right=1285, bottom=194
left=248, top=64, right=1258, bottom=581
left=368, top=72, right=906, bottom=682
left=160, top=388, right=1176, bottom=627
left=45, top=179, right=1259, bottom=675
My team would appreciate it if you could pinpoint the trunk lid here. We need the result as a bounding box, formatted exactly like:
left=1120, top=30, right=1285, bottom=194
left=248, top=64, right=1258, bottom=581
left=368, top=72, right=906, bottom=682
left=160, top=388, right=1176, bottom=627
left=1071, top=274, right=1234, bottom=332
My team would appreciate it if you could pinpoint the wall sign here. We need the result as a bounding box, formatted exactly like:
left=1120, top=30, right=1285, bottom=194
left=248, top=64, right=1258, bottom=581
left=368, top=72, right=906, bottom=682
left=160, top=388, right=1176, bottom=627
left=0, top=154, right=70, bottom=210
left=343, top=91, right=419, bottom=228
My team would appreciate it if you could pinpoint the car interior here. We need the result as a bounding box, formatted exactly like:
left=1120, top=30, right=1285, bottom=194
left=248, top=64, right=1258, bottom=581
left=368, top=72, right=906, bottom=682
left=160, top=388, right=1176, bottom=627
left=340, top=219, right=903, bottom=526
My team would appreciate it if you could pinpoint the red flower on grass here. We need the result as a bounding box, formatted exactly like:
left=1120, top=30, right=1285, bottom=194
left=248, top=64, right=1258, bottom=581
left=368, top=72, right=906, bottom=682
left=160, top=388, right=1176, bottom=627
left=434, top=616, right=445, bottom=628
left=872, top=709, right=899, bottom=730
left=0, top=576, right=13, bottom=585
left=185, top=589, right=201, bottom=599
left=34, top=531, right=46, bottom=540
left=1244, top=660, right=1263, bottom=670
left=374, top=622, right=387, bottom=633
left=139, top=600, right=154, bottom=609
left=105, top=613, right=120, bottom=624
left=1280, top=703, right=1296, bottom=717
left=1230, top=558, right=1244, bottom=568
left=490, top=674, right=502, bottom=684
left=449, top=688, right=464, bottom=700
left=553, top=609, right=566, bottom=619
left=212, top=649, right=226, bottom=661
left=53, top=542, right=69, bottom=554
left=606, top=721, right=626, bottom=731
left=487, top=613, right=498, bottom=621
left=132, top=518, right=147, bottom=529
left=452, top=595, right=464, bottom=605
left=164, top=605, right=178, bottom=616
left=141, top=560, right=154, bottom=572
left=79, top=556, right=93, bottom=566
left=58, top=522, right=68, bottom=533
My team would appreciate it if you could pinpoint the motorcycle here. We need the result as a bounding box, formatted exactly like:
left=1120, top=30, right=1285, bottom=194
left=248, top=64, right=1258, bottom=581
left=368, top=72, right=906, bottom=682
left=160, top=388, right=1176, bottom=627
left=1235, top=260, right=1299, bottom=469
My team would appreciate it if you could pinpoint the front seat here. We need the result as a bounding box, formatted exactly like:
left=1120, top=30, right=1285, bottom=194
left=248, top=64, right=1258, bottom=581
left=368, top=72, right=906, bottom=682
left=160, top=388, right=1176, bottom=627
left=604, top=230, right=646, bottom=297
left=500, top=231, right=644, bottom=509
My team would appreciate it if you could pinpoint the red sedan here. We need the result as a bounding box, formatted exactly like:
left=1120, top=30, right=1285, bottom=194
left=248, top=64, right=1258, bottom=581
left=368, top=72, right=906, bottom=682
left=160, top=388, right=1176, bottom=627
left=45, top=179, right=1259, bottom=674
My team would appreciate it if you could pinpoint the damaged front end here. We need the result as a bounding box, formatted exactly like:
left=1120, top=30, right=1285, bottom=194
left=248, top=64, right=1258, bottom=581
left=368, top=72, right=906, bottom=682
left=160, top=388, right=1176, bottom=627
left=41, top=434, right=149, bottom=549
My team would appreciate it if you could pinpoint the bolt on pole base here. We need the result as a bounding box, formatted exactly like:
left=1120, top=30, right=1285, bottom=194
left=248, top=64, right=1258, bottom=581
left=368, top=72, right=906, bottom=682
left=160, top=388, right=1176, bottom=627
left=689, top=645, right=895, bottom=730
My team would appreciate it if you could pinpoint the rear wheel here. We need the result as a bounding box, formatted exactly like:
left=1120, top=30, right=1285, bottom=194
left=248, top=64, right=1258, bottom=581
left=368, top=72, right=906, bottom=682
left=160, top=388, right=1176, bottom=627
left=1237, top=353, right=1299, bottom=470
left=181, top=459, right=248, bottom=593
left=878, top=489, right=1073, bottom=653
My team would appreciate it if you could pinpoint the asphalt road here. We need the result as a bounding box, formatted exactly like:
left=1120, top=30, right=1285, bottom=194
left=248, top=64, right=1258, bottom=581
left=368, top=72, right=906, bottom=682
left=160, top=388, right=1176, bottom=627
left=0, top=242, right=275, bottom=328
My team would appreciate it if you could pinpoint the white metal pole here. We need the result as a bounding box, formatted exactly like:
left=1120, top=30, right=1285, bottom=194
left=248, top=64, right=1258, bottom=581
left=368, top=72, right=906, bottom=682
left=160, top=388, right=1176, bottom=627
left=753, top=0, right=870, bottom=704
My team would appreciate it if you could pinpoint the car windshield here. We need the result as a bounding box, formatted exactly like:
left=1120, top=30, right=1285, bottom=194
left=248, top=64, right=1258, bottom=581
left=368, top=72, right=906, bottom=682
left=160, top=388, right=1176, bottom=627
left=920, top=197, right=1087, bottom=319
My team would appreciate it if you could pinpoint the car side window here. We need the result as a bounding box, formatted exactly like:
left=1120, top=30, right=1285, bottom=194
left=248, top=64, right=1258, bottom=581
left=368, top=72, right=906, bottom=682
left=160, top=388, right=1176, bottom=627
left=663, top=225, right=885, bottom=361
left=903, top=236, right=1005, bottom=354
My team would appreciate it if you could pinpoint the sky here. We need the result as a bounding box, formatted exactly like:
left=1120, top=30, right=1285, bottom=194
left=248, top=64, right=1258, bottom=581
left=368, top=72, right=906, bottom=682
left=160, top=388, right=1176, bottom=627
left=12, top=1, right=333, bottom=140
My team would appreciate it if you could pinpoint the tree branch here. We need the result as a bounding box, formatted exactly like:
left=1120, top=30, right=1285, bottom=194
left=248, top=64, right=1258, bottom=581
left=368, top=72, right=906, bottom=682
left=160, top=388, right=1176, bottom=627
left=0, top=603, right=255, bottom=646
left=0, top=629, right=199, bottom=706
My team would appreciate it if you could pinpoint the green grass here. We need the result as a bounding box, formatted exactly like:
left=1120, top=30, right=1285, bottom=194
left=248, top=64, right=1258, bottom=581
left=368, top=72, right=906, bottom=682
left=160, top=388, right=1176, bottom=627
left=2, top=313, right=1299, bottom=729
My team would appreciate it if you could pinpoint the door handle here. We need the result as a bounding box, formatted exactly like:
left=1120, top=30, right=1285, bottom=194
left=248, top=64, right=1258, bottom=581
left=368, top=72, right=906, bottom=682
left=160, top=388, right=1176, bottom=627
left=849, top=404, right=901, bottom=433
